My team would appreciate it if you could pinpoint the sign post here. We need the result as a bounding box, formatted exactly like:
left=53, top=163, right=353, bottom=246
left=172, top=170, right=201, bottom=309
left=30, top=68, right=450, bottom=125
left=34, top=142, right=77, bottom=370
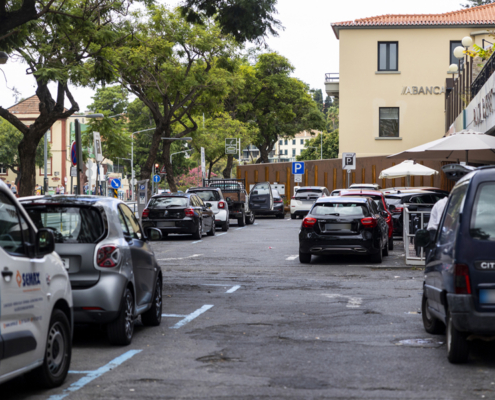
left=93, top=132, right=103, bottom=195
left=201, top=147, right=206, bottom=185
left=137, top=179, right=149, bottom=222
left=70, top=141, right=77, bottom=194
left=342, top=152, right=356, bottom=188
left=110, top=178, right=121, bottom=198
left=292, top=162, right=305, bottom=175
left=225, top=138, right=237, bottom=155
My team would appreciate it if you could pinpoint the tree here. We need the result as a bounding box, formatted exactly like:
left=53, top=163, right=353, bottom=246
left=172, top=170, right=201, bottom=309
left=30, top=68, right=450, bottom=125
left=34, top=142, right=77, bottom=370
left=462, top=0, right=494, bottom=7
left=0, top=117, right=50, bottom=185
left=311, top=89, right=324, bottom=112
left=297, top=129, right=339, bottom=161
left=88, top=85, right=129, bottom=117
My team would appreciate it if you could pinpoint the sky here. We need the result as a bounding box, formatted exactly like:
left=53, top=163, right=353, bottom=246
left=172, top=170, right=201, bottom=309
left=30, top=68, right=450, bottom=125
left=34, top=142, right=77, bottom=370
left=0, top=0, right=470, bottom=111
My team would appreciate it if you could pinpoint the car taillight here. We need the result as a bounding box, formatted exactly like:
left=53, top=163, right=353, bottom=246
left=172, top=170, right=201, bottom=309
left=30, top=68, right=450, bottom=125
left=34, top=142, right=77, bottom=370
left=184, top=208, right=195, bottom=217
left=454, top=263, right=471, bottom=294
left=361, top=217, right=378, bottom=228
left=218, top=201, right=226, bottom=209
left=142, top=208, right=149, bottom=218
left=291, top=196, right=295, bottom=199
left=97, top=245, right=119, bottom=268
left=393, top=206, right=403, bottom=214
left=302, top=217, right=317, bottom=228
left=275, top=199, right=283, bottom=203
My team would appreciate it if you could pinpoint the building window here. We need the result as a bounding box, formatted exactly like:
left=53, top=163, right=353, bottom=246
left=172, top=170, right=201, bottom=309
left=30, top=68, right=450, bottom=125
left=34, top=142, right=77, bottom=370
left=378, top=42, right=398, bottom=71
left=292, top=149, right=296, bottom=156
left=285, top=149, right=288, bottom=155
left=279, top=139, right=283, bottom=145
left=39, top=158, right=52, bottom=175
left=292, top=139, right=296, bottom=145
left=450, top=41, right=464, bottom=70
left=379, top=108, right=399, bottom=137
left=284, top=139, right=288, bottom=145
left=300, top=139, right=304, bottom=144
left=0, top=166, right=6, bottom=175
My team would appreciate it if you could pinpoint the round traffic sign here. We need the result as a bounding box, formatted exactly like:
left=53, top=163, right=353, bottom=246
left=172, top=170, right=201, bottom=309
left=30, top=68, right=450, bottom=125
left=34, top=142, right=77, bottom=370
left=71, top=142, right=77, bottom=166
left=153, top=175, right=161, bottom=183
left=111, top=178, right=121, bottom=189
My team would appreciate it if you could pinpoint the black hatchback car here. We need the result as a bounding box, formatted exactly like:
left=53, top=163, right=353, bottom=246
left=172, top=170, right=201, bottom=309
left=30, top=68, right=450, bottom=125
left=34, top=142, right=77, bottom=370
left=299, top=196, right=389, bottom=264
left=142, top=193, right=215, bottom=240
left=416, top=166, right=495, bottom=364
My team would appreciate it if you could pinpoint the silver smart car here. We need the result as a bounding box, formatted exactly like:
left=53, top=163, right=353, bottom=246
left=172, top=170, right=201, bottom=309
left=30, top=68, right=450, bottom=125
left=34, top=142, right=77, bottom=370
left=20, top=195, right=163, bottom=345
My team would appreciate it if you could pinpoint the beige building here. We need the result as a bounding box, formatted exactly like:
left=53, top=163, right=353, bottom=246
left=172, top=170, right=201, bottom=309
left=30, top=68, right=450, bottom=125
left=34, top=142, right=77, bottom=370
left=328, top=4, right=495, bottom=158
left=274, top=131, right=319, bottom=162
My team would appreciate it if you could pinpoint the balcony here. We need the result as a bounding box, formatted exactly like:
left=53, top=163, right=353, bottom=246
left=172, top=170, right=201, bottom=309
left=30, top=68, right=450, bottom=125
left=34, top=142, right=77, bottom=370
left=325, top=73, right=339, bottom=97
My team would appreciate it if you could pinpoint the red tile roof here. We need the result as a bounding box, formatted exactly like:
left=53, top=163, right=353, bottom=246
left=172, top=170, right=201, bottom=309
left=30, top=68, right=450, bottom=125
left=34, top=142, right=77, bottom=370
left=332, top=3, right=495, bottom=38
left=7, top=95, right=40, bottom=115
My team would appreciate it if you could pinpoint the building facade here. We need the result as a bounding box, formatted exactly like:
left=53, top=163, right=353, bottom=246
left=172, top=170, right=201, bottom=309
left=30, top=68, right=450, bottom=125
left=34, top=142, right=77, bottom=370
left=329, top=4, right=495, bottom=158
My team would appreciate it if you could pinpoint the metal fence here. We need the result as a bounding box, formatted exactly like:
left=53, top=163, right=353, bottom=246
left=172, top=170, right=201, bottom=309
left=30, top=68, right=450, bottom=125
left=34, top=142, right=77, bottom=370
left=403, top=205, right=433, bottom=266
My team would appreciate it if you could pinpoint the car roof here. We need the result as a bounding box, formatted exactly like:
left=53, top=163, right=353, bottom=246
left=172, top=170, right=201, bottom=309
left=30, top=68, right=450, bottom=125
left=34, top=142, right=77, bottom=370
left=316, top=196, right=369, bottom=204
left=151, top=193, right=191, bottom=198
left=296, top=186, right=326, bottom=190
left=19, top=195, right=117, bottom=206
left=187, top=187, right=220, bottom=191
left=340, top=189, right=383, bottom=197
left=384, top=191, right=438, bottom=198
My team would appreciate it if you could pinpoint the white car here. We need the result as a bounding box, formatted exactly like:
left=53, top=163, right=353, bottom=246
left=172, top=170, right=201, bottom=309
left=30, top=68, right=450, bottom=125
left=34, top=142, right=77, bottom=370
left=186, top=187, right=230, bottom=231
left=349, top=183, right=382, bottom=190
left=0, top=181, right=73, bottom=388
left=290, top=186, right=330, bottom=219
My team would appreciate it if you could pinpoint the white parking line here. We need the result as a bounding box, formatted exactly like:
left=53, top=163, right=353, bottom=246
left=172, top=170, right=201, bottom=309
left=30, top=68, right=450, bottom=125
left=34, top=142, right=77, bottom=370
left=164, top=305, right=214, bottom=329
left=322, top=294, right=363, bottom=308
left=192, top=240, right=202, bottom=244
left=254, top=223, right=258, bottom=225
left=236, top=227, right=245, bottom=230
left=226, top=285, right=241, bottom=293
left=157, top=254, right=202, bottom=261
left=49, top=350, right=142, bottom=400
left=216, top=232, right=227, bottom=237
left=286, top=255, right=299, bottom=261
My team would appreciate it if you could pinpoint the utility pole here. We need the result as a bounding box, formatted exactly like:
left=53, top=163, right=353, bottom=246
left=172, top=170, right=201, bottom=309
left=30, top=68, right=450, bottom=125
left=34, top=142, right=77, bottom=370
left=44, top=130, right=48, bottom=194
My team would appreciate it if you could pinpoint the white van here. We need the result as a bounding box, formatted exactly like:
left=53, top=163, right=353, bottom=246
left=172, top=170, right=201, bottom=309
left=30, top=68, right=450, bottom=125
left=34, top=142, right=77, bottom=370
left=0, top=181, right=72, bottom=387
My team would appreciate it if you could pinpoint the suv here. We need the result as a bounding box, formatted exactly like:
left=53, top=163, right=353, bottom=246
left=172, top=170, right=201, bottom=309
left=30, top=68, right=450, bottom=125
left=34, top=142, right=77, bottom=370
left=186, top=187, right=229, bottom=231
left=21, top=195, right=163, bottom=346
left=0, top=182, right=73, bottom=387
left=415, top=166, right=495, bottom=363
left=290, top=186, right=330, bottom=219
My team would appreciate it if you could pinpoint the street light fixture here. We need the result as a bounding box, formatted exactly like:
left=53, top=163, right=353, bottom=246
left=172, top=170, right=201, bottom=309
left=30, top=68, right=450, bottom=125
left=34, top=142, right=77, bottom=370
left=0, top=51, right=8, bottom=64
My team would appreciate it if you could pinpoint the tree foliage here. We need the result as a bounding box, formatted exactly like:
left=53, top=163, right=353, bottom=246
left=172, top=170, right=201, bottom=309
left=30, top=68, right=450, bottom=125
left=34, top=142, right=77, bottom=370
left=461, top=0, right=494, bottom=7
left=88, top=85, right=129, bottom=117
left=297, top=129, right=339, bottom=161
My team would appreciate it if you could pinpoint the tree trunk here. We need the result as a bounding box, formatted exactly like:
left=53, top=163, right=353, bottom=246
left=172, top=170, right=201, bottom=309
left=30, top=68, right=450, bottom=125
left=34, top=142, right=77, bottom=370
left=223, top=155, right=234, bottom=178
left=258, top=145, right=270, bottom=163
left=161, top=140, right=177, bottom=192
left=208, top=161, right=213, bottom=180
left=18, top=136, right=39, bottom=197
left=141, top=121, right=165, bottom=194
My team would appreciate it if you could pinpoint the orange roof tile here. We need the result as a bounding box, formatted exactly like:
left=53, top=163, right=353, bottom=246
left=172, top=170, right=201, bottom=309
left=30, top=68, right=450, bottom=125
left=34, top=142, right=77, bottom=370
left=332, top=3, right=495, bottom=38
left=8, top=95, right=40, bottom=115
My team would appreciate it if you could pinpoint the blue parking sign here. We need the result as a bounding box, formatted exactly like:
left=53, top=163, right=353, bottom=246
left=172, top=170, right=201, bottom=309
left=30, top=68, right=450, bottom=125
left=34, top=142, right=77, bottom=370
left=292, top=162, right=305, bottom=175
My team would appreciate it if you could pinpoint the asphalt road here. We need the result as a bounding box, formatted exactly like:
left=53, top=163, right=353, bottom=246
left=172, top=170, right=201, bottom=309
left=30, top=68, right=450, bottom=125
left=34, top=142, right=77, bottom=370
left=4, top=216, right=495, bottom=399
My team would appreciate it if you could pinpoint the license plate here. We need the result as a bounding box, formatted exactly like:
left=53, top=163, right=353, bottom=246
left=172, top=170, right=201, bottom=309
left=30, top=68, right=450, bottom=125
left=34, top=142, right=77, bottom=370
left=479, top=289, right=495, bottom=304
left=61, top=258, right=70, bottom=270
left=325, top=223, right=352, bottom=230
left=157, top=222, right=175, bottom=227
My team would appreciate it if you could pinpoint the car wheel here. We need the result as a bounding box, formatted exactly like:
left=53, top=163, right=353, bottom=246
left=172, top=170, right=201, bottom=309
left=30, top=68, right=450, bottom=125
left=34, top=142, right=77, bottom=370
left=291, top=213, right=296, bottom=220
left=108, top=288, right=134, bottom=346
left=299, top=251, right=311, bottom=264
left=371, top=245, right=383, bottom=263
left=27, top=309, right=71, bottom=388
left=192, top=220, right=202, bottom=240
left=207, top=221, right=216, bottom=236
left=141, top=276, right=162, bottom=327
left=382, top=238, right=389, bottom=256
left=246, top=212, right=255, bottom=225
left=388, top=237, right=394, bottom=251
left=222, top=219, right=229, bottom=232
left=238, top=211, right=246, bottom=227
left=447, top=311, right=470, bottom=364
left=421, top=292, right=445, bottom=334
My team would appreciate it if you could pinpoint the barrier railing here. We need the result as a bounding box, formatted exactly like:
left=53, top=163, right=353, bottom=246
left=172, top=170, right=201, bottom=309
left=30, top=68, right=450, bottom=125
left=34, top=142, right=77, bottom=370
left=403, top=204, right=433, bottom=266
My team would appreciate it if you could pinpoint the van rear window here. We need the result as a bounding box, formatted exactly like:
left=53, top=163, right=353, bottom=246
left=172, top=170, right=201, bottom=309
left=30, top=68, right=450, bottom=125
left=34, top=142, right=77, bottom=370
left=25, top=206, right=104, bottom=243
left=471, top=182, right=495, bottom=241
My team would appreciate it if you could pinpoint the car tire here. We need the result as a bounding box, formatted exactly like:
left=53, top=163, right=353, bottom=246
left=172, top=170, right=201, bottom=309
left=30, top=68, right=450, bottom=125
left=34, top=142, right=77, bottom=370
left=247, top=212, right=255, bottom=225
left=27, top=309, right=71, bottom=388
left=141, top=276, right=162, bottom=327
left=382, top=238, right=389, bottom=256
left=421, top=292, right=445, bottom=334
left=299, top=251, right=311, bottom=264
left=192, top=220, right=202, bottom=240
left=222, top=220, right=229, bottom=232
left=371, top=245, right=383, bottom=264
left=238, top=211, right=246, bottom=227
left=207, top=221, right=216, bottom=236
left=388, top=237, right=394, bottom=251
left=291, top=213, right=296, bottom=220
left=447, top=311, right=470, bottom=364
left=108, top=288, right=134, bottom=346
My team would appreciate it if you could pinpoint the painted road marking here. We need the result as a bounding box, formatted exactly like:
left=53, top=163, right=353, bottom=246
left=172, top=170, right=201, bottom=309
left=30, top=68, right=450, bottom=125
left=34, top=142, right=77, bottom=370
left=226, top=285, right=241, bottom=293
left=164, top=305, right=214, bottom=329
left=254, top=223, right=258, bottom=225
left=192, top=240, right=202, bottom=244
left=322, top=294, right=363, bottom=308
left=216, top=232, right=227, bottom=237
left=157, top=254, right=202, bottom=261
left=286, top=255, right=299, bottom=261
left=236, top=227, right=245, bottom=230
left=48, top=350, right=142, bottom=400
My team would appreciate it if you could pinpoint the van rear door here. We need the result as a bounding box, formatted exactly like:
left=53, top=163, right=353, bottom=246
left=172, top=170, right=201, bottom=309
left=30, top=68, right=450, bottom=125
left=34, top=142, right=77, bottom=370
left=249, top=182, right=273, bottom=212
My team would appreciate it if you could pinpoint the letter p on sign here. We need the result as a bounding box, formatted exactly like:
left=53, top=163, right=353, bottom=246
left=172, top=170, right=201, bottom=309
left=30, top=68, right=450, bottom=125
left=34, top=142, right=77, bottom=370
left=292, top=162, right=305, bottom=175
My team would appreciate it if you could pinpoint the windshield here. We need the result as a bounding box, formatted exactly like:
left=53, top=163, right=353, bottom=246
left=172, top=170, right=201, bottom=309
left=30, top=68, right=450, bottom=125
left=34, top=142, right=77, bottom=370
left=252, top=183, right=270, bottom=195
left=296, top=189, right=322, bottom=195
left=312, top=203, right=369, bottom=218
left=192, top=191, right=220, bottom=202
left=149, top=197, right=188, bottom=208
left=385, top=197, right=402, bottom=205
left=471, top=182, right=495, bottom=241
left=25, top=206, right=104, bottom=244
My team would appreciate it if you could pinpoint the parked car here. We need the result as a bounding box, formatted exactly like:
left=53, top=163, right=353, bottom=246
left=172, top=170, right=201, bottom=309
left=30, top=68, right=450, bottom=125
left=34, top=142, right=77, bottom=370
left=384, top=191, right=448, bottom=237
left=340, top=189, right=394, bottom=250
left=272, top=188, right=285, bottom=218
left=381, top=186, right=449, bottom=196
left=186, top=187, right=229, bottom=231
left=415, top=166, right=495, bottom=363
left=299, top=196, right=389, bottom=264
left=350, top=183, right=382, bottom=190
left=248, top=182, right=275, bottom=216
left=331, top=189, right=344, bottom=196
left=206, top=179, right=255, bottom=226
left=290, top=186, right=330, bottom=219
left=0, top=182, right=73, bottom=387
left=21, top=195, right=163, bottom=346
left=141, top=193, right=215, bottom=239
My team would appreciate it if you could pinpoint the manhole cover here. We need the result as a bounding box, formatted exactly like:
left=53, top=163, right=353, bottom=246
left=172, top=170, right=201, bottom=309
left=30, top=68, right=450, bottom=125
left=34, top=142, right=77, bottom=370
left=394, top=338, right=444, bottom=348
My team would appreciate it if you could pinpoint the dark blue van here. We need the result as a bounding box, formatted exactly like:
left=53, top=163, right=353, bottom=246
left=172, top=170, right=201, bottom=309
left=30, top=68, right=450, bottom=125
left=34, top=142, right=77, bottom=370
left=416, top=166, right=495, bottom=363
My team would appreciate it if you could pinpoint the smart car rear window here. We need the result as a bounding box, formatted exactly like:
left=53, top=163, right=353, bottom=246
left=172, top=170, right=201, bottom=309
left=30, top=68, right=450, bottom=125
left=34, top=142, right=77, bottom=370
left=312, top=203, right=369, bottom=218
left=25, top=206, right=104, bottom=244
left=193, top=191, right=220, bottom=202
left=149, top=197, right=188, bottom=207
left=470, top=182, right=495, bottom=241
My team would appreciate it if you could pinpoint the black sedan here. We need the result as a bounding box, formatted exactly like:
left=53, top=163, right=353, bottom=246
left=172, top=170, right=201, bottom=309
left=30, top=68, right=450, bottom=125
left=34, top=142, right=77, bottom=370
left=299, top=196, right=389, bottom=264
left=142, top=193, right=215, bottom=240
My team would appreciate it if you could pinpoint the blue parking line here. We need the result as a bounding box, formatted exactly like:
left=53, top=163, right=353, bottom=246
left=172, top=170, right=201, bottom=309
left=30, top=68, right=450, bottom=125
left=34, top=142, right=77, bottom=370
left=168, top=305, right=214, bottom=329
left=48, top=350, right=142, bottom=400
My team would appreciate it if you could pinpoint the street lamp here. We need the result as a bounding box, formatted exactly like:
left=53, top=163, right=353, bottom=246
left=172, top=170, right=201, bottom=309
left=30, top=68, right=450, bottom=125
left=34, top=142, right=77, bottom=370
left=0, top=51, right=8, bottom=64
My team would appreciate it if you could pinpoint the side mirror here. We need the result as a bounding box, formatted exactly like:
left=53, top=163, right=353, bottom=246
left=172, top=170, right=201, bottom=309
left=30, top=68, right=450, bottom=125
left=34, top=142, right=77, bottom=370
left=388, top=204, right=396, bottom=211
left=147, top=228, right=162, bottom=241
left=415, top=229, right=430, bottom=248
left=205, top=202, right=212, bottom=208
left=380, top=211, right=389, bottom=218
left=36, top=228, right=55, bottom=258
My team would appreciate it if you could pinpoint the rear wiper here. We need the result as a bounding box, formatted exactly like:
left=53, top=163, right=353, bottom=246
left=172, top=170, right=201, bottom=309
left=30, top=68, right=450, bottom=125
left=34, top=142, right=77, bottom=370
left=326, top=213, right=340, bottom=216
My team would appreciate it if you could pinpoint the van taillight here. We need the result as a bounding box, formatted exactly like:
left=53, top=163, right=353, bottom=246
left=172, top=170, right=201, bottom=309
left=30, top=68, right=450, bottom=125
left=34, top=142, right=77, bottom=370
left=361, top=217, right=378, bottom=228
left=302, top=217, right=317, bottom=228
left=184, top=208, right=195, bottom=217
left=97, top=245, right=119, bottom=268
left=218, top=201, right=226, bottom=209
left=454, top=263, right=471, bottom=294
left=142, top=208, right=149, bottom=218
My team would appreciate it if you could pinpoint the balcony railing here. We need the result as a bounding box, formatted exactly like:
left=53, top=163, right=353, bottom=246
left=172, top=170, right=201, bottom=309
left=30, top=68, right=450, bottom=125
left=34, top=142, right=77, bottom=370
left=325, top=73, right=339, bottom=82
left=471, top=52, right=495, bottom=98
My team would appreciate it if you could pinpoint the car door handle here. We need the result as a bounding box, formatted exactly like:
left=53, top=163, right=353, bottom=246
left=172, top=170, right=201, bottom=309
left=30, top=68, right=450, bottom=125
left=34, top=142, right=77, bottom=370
left=2, top=270, right=13, bottom=278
